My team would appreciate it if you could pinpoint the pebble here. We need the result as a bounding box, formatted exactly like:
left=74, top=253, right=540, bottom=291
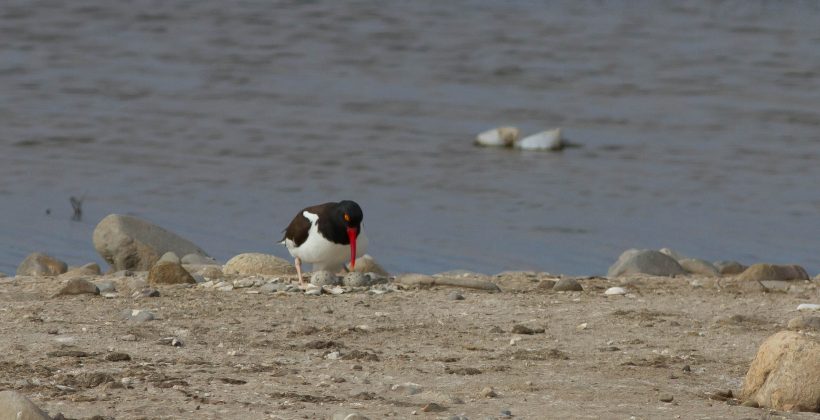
left=343, top=271, right=370, bottom=287
left=120, top=334, right=137, bottom=341
left=511, top=324, right=544, bottom=334
left=576, top=322, right=588, bottom=331
left=324, top=285, right=345, bottom=295
left=96, top=280, right=117, bottom=293
left=331, top=411, right=371, bottom=420
left=605, top=287, right=627, bottom=295
left=391, top=382, right=423, bottom=395
left=311, top=270, right=341, bottom=286
left=105, top=352, right=131, bottom=362
left=480, top=386, right=497, bottom=398
left=233, top=278, right=256, bottom=288
left=500, top=409, right=512, bottom=417
left=448, top=291, right=465, bottom=300
left=553, top=278, right=583, bottom=292
left=158, top=336, right=183, bottom=347
left=421, top=402, right=446, bottom=413
left=305, top=287, right=322, bottom=296
left=659, top=394, right=674, bottom=402
left=217, top=284, right=234, bottom=292
left=134, top=288, right=160, bottom=298
left=120, top=309, right=155, bottom=322
left=147, top=261, right=196, bottom=285
left=797, top=303, right=820, bottom=311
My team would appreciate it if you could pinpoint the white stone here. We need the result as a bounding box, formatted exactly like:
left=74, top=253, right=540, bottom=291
left=515, top=128, right=565, bottom=151
left=605, top=287, right=627, bottom=295
left=475, top=126, right=519, bottom=147
left=797, top=303, right=820, bottom=312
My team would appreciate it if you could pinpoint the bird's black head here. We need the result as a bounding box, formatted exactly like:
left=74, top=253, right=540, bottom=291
left=337, top=200, right=363, bottom=228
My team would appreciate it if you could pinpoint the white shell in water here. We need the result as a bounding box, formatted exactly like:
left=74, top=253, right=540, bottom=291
left=515, top=128, right=565, bottom=151
left=475, top=126, right=519, bottom=147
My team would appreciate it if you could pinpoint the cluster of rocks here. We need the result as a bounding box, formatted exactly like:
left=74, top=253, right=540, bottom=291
left=474, top=126, right=578, bottom=151
left=607, top=247, right=811, bottom=283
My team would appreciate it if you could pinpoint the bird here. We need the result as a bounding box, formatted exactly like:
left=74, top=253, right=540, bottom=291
left=280, top=200, right=368, bottom=285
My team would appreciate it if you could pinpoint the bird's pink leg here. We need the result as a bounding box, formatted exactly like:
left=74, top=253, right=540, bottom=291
left=294, top=257, right=304, bottom=286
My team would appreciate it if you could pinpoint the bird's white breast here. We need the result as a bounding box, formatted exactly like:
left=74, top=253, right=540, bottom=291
left=284, top=211, right=368, bottom=272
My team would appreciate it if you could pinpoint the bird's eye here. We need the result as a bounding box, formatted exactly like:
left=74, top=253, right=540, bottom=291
left=344, top=213, right=351, bottom=222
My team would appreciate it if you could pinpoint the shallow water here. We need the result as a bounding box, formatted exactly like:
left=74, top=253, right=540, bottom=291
left=1, top=1, right=819, bottom=275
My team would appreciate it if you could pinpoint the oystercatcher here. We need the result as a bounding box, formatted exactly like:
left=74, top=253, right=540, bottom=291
left=281, top=200, right=368, bottom=285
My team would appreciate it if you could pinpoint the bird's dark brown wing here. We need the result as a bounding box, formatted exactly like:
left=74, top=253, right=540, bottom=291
left=282, top=211, right=311, bottom=246
left=281, top=202, right=336, bottom=247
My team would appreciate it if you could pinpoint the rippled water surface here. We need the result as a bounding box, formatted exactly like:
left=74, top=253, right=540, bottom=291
left=2, top=1, right=819, bottom=275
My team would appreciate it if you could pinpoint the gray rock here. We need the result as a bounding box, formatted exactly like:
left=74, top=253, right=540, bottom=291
left=714, top=260, right=747, bottom=275
left=500, top=408, right=512, bottom=417
left=678, top=258, right=719, bottom=277
left=305, top=287, right=322, bottom=296
left=0, top=390, right=51, bottom=420
left=157, top=252, right=180, bottom=264
left=233, top=278, right=256, bottom=288
left=184, top=264, right=223, bottom=279
left=552, top=278, right=583, bottom=291
left=120, top=309, right=155, bottom=322
left=92, top=214, right=210, bottom=271
left=787, top=316, right=820, bottom=331
left=448, top=291, right=465, bottom=300
left=260, top=282, right=287, bottom=293
left=311, top=271, right=341, bottom=286
left=607, top=249, right=686, bottom=277
left=96, top=280, right=117, bottom=293
left=56, top=278, right=99, bottom=296
left=223, top=253, right=295, bottom=276
left=181, top=253, right=218, bottom=265
left=16, top=252, right=68, bottom=276
left=61, top=262, right=102, bottom=278
left=343, top=272, right=370, bottom=287
left=350, top=254, right=389, bottom=277
left=147, top=262, right=196, bottom=285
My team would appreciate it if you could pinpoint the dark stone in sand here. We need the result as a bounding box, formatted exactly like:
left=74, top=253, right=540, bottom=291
left=105, top=352, right=131, bottom=362
left=511, top=324, right=545, bottom=334
left=47, top=350, right=90, bottom=357
left=714, top=260, right=746, bottom=275
left=148, top=261, right=195, bottom=285
left=736, top=264, right=809, bottom=282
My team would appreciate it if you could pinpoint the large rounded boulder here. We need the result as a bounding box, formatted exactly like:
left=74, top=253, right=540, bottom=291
left=92, top=214, right=210, bottom=272
left=740, top=331, right=820, bottom=412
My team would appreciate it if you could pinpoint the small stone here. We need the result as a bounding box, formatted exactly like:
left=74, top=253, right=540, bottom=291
left=96, top=280, right=116, bottom=293
left=659, top=394, right=674, bottom=402
left=553, top=278, right=583, bottom=292
left=47, top=328, right=59, bottom=335
left=105, top=352, right=131, bottom=362
left=511, top=324, right=544, bottom=335
left=120, top=334, right=137, bottom=341
left=135, top=288, right=160, bottom=298
left=16, top=252, right=68, bottom=276
left=537, top=279, right=557, bottom=289
left=480, top=386, right=497, bottom=398
left=787, top=316, right=820, bottom=331
left=259, top=282, right=285, bottom=293
left=233, top=278, right=256, bottom=288
left=56, top=278, right=99, bottom=296
left=475, top=126, right=519, bottom=147
left=797, top=303, right=820, bottom=311
left=682, top=365, right=691, bottom=372
left=158, top=337, right=183, bottom=347
left=311, top=271, right=341, bottom=286
left=500, top=409, right=512, bottom=417
left=342, top=271, right=370, bottom=287
left=448, top=291, right=465, bottom=300
left=121, top=309, right=155, bottom=322
left=148, top=261, right=196, bottom=285
left=391, top=382, right=422, bottom=396
left=158, top=252, right=180, bottom=264
left=421, top=402, right=446, bottom=413
left=576, top=322, right=588, bottom=331
left=604, top=287, right=627, bottom=295
left=305, top=287, right=322, bottom=296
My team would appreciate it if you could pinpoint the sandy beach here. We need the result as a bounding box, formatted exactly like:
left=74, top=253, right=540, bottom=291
left=1, top=269, right=818, bottom=419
